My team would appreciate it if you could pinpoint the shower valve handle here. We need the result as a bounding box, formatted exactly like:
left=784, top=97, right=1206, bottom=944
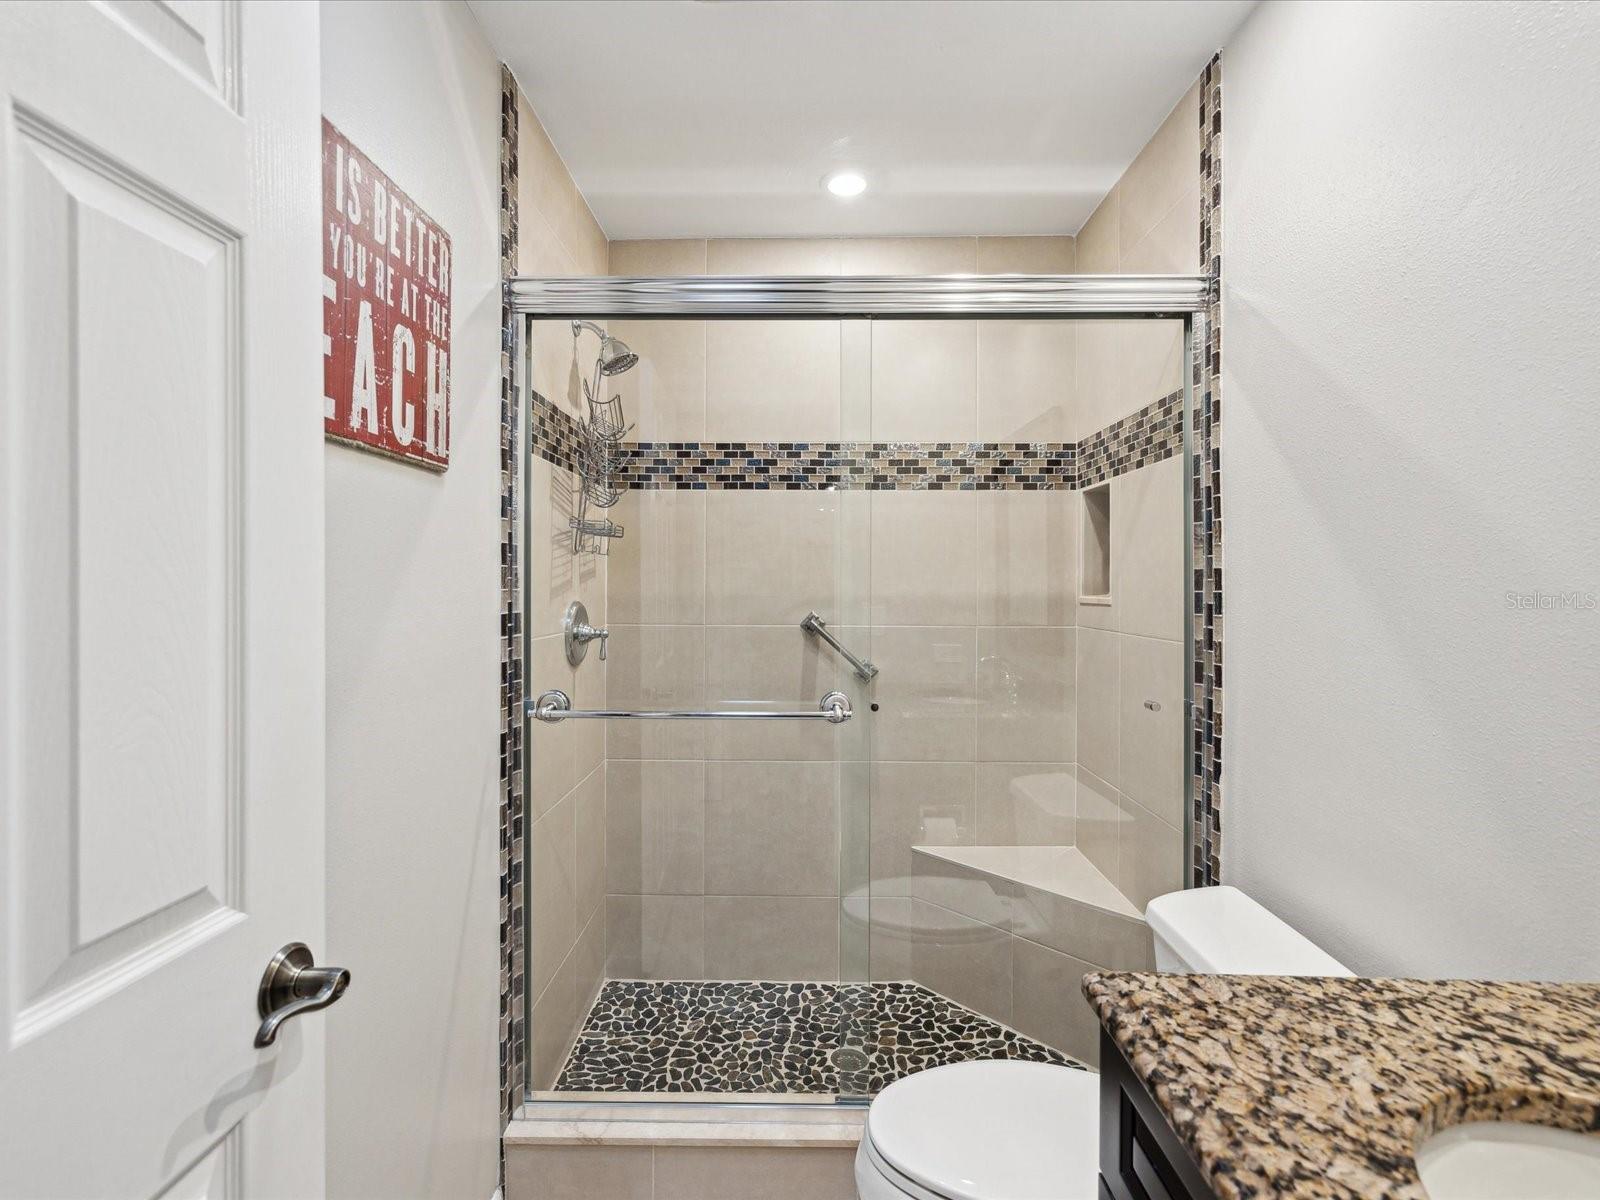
left=573, top=621, right=608, bottom=661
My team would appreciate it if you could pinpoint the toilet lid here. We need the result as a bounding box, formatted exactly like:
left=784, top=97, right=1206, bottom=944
left=865, top=1060, right=1100, bottom=1200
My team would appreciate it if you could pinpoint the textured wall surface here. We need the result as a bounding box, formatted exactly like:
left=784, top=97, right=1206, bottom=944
left=1224, top=0, right=1600, bottom=979
left=322, top=3, right=503, bottom=1196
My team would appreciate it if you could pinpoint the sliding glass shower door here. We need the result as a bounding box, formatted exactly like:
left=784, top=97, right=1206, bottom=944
left=521, top=311, right=876, bottom=1099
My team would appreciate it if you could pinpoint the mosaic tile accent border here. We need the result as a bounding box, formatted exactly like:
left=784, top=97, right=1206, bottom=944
left=1075, top=388, right=1184, bottom=489
left=529, top=391, right=585, bottom=475
left=497, top=64, right=525, bottom=1133
left=553, top=980, right=1080, bottom=1095
left=617, top=440, right=1077, bottom=490
left=1193, top=53, right=1224, bottom=887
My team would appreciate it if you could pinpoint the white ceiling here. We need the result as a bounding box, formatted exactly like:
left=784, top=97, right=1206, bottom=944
left=470, top=0, right=1256, bottom=240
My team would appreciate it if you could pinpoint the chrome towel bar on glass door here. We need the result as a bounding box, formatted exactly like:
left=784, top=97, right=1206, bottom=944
left=527, top=689, right=853, bottom=724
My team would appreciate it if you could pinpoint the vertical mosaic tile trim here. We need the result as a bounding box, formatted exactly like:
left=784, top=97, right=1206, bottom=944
left=1193, top=52, right=1224, bottom=887
left=496, top=64, right=524, bottom=1133
left=616, top=440, right=1077, bottom=491
left=1072, top=389, right=1184, bottom=489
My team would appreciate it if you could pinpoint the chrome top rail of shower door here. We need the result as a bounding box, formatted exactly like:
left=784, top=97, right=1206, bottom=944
left=506, top=273, right=1212, bottom=318
left=527, top=689, right=853, bottom=724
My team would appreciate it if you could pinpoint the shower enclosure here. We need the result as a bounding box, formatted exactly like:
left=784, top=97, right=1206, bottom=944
left=514, top=270, right=1205, bottom=1110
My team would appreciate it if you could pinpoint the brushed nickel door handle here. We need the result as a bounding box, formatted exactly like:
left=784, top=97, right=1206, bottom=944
left=255, top=942, right=350, bottom=1047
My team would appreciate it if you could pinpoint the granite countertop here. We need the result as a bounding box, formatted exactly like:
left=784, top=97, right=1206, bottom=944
left=1083, top=972, right=1600, bottom=1200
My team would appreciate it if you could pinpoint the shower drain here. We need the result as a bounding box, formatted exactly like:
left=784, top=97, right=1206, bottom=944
left=832, top=1048, right=869, bottom=1072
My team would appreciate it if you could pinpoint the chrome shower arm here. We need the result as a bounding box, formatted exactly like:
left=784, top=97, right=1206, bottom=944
left=800, top=611, right=878, bottom=683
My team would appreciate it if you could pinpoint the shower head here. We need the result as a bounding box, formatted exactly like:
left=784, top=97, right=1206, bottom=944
left=572, top=320, right=639, bottom=375
left=599, top=336, right=638, bottom=375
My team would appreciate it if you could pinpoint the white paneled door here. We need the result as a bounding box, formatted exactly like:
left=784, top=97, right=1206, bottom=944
left=0, top=2, right=326, bottom=1197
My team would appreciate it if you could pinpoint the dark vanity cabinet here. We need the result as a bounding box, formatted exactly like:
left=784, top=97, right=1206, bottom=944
left=1098, top=1031, right=1219, bottom=1200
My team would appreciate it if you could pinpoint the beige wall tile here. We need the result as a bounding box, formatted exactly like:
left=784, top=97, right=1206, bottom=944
left=606, top=894, right=705, bottom=979
left=707, top=238, right=842, bottom=274
left=975, top=764, right=1075, bottom=846
left=518, top=98, right=607, bottom=275
left=866, top=896, right=919, bottom=981
left=867, top=626, right=977, bottom=762
left=606, top=759, right=705, bottom=895
left=976, top=320, right=1075, bottom=441
left=869, top=320, right=977, bottom=441
left=1075, top=626, right=1120, bottom=787
left=869, top=762, right=975, bottom=896
left=506, top=1145, right=653, bottom=1200
left=517, top=207, right=575, bottom=279
left=1011, top=878, right=1153, bottom=970
left=704, top=896, right=839, bottom=980
left=1122, top=184, right=1200, bottom=276
left=528, top=959, right=575, bottom=1090
left=705, top=490, right=843, bottom=626
left=1074, top=188, right=1119, bottom=273
left=604, top=625, right=706, bottom=760
left=575, top=765, right=606, bottom=929
left=1073, top=321, right=1126, bottom=441
left=1123, top=318, right=1187, bottom=426
left=870, top=491, right=977, bottom=626
left=1011, top=937, right=1102, bottom=1065
left=526, top=313, right=586, bottom=419
left=838, top=237, right=975, bottom=274
left=912, top=848, right=1017, bottom=930
left=1073, top=765, right=1123, bottom=889
left=574, top=904, right=606, bottom=1016
left=910, top=900, right=1012, bottom=1023
left=1117, top=80, right=1200, bottom=261
left=1113, top=456, right=1186, bottom=641
left=703, top=625, right=843, bottom=761
left=977, top=490, right=1077, bottom=627
left=529, top=634, right=579, bottom=813
left=654, top=1146, right=857, bottom=1200
left=526, top=458, right=586, bottom=637
left=976, top=236, right=1076, bottom=274
left=705, top=761, right=839, bottom=896
left=976, top=626, right=1076, bottom=763
left=706, top=320, right=841, bottom=441
left=608, top=489, right=707, bottom=625
left=839, top=318, right=873, bottom=441
left=1118, top=793, right=1184, bottom=912
left=530, top=791, right=577, bottom=1001
left=1118, top=635, right=1185, bottom=828
left=611, top=317, right=708, bottom=442
left=572, top=649, right=607, bottom=782
left=610, top=238, right=708, bottom=275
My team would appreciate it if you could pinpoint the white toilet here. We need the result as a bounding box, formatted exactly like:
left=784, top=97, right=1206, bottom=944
left=855, top=886, right=1353, bottom=1200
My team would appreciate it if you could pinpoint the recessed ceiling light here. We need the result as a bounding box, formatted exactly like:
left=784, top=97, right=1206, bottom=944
left=825, top=171, right=867, bottom=198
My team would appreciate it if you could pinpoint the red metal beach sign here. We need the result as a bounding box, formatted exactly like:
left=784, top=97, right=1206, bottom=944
left=321, top=118, right=451, bottom=470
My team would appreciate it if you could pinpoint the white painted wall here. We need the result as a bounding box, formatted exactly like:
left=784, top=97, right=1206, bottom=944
left=1223, top=1, right=1600, bottom=980
left=320, top=2, right=502, bottom=1196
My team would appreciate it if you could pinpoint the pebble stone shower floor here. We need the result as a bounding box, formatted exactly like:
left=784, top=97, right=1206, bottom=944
left=553, top=980, right=1083, bottom=1095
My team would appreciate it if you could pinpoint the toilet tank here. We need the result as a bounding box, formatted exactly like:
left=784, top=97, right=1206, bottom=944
left=1145, top=886, right=1354, bottom=976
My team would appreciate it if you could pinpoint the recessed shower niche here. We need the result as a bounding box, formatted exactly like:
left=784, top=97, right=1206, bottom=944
left=514, top=268, right=1199, bottom=1110
left=1081, top=483, right=1111, bottom=602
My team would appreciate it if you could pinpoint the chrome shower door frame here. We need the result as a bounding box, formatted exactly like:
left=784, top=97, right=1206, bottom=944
left=512, top=273, right=1211, bottom=1110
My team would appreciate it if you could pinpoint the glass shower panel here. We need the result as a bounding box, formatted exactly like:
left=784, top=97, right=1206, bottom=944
left=862, top=314, right=1190, bottom=1072
left=523, top=314, right=874, bottom=1101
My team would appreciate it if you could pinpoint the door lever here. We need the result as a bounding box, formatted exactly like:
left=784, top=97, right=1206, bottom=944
left=255, top=942, right=350, bottom=1047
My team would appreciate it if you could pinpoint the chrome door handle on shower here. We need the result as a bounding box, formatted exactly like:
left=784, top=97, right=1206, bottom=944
left=799, top=611, right=878, bottom=682
left=527, top=689, right=853, bottom=724
left=255, top=942, right=350, bottom=1048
